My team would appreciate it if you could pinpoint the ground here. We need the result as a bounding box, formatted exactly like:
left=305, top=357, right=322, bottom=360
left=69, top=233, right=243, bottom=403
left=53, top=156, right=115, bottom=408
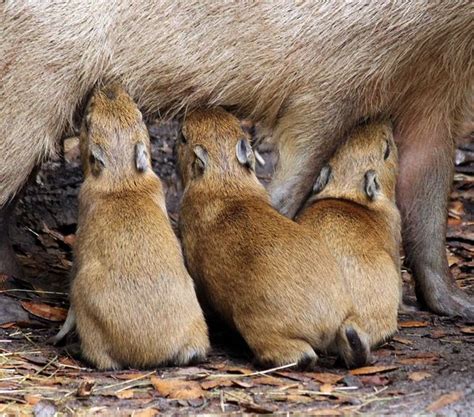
left=0, top=121, right=472, bottom=416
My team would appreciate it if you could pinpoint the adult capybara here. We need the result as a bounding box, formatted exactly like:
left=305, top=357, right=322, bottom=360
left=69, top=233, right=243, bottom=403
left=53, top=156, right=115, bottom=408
left=0, top=2, right=472, bottom=318
left=177, top=107, right=371, bottom=369
left=56, top=83, right=209, bottom=370
left=297, top=121, right=402, bottom=351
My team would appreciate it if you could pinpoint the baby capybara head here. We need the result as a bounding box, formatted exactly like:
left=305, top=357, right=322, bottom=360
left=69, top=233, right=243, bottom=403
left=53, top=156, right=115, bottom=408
left=177, top=107, right=256, bottom=188
left=312, top=121, right=398, bottom=203
left=80, top=83, right=151, bottom=180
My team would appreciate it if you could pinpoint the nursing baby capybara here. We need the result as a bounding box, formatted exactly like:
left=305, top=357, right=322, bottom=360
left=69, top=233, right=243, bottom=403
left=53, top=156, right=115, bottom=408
left=297, top=121, right=401, bottom=351
left=177, top=107, right=371, bottom=369
left=54, top=84, right=209, bottom=370
left=1, top=2, right=472, bottom=318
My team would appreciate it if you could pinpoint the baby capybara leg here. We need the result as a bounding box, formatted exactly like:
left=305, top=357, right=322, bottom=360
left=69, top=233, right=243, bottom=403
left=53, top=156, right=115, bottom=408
left=246, top=332, right=318, bottom=370
left=396, top=121, right=474, bottom=320
left=336, top=317, right=371, bottom=369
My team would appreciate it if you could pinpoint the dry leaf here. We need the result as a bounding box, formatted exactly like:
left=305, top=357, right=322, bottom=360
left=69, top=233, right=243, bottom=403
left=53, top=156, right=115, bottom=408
left=151, top=376, right=204, bottom=400
left=359, top=375, right=390, bottom=386
left=399, top=320, right=429, bottom=328
left=200, top=378, right=233, bottom=390
left=309, top=372, right=344, bottom=385
left=319, top=383, right=334, bottom=393
left=231, top=379, right=254, bottom=388
left=115, top=372, right=150, bottom=380
left=283, top=394, right=313, bottom=403
left=77, top=381, right=94, bottom=397
left=350, top=365, right=398, bottom=376
left=310, top=409, right=343, bottom=416
left=20, top=301, right=67, bottom=322
left=426, top=391, right=463, bottom=412
left=116, top=389, right=134, bottom=399
left=392, top=336, right=413, bottom=346
left=133, top=409, right=159, bottom=417
left=399, top=353, right=439, bottom=366
left=460, top=327, right=474, bottom=335
left=24, top=394, right=41, bottom=405
left=408, top=371, right=431, bottom=382
left=252, top=376, right=288, bottom=386
left=430, top=330, right=447, bottom=339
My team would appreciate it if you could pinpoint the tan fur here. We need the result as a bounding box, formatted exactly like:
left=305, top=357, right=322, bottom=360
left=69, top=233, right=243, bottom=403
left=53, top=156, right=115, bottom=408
left=0, top=1, right=472, bottom=317
left=178, top=107, right=370, bottom=369
left=297, top=122, right=401, bottom=351
left=69, top=84, right=209, bottom=370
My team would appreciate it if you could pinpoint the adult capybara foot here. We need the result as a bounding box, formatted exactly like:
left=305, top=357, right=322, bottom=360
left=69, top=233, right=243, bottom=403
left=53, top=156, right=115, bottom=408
left=418, top=281, right=474, bottom=322
left=254, top=338, right=318, bottom=370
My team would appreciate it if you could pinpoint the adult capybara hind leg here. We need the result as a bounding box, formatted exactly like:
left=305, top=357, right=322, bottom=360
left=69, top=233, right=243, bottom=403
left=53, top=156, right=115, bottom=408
left=396, top=120, right=474, bottom=320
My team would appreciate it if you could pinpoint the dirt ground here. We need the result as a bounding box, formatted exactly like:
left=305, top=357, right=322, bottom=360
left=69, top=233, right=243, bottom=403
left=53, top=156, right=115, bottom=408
left=0, top=120, right=472, bottom=416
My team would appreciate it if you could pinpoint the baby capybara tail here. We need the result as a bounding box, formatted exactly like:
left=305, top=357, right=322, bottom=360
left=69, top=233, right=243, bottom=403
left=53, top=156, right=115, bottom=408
left=336, top=317, right=370, bottom=369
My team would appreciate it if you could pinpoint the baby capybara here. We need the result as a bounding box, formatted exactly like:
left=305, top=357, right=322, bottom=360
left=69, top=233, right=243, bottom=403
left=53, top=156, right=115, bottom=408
left=53, top=84, right=209, bottom=370
left=297, top=121, right=401, bottom=352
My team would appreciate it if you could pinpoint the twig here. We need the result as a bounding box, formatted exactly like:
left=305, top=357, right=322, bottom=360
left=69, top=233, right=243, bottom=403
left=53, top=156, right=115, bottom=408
left=207, top=362, right=298, bottom=379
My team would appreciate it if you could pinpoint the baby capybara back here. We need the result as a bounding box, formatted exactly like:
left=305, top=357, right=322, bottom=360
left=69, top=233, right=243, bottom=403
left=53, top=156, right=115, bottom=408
left=71, top=84, right=209, bottom=370
left=297, top=121, right=401, bottom=352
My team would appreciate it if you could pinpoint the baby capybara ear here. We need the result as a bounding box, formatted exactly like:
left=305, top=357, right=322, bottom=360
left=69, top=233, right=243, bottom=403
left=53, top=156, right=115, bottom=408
left=313, top=165, right=332, bottom=194
left=135, top=142, right=150, bottom=172
left=192, top=145, right=209, bottom=178
left=235, top=138, right=255, bottom=171
left=364, top=170, right=380, bottom=200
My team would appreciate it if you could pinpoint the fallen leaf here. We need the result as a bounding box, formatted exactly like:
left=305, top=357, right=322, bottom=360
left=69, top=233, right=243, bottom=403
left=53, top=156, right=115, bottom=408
left=460, top=327, right=474, bottom=335
left=320, top=383, right=334, bottom=393
left=200, top=378, right=234, bottom=390
left=252, top=376, right=288, bottom=386
left=151, top=376, right=204, bottom=400
left=114, top=372, right=149, bottom=380
left=20, top=301, right=67, bottom=322
left=430, top=330, right=447, bottom=339
left=309, top=372, right=344, bottom=385
left=399, top=357, right=439, bottom=366
left=350, top=365, right=399, bottom=376
left=359, top=375, right=390, bottom=386
left=310, top=409, right=343, bottom=416
left=224, top=390, right=276, bottom=413
left=399, top=321, right=429, bottom=328
left=24, top=394, right=42, bottom=405
left=391, top=336, right=413, bottom=346
left=133, top=409, right=159, bottom=417
left=426, top=391, right=463, bottom=412
left=231, top=378, right=253, bottom=388
left=408, top=371, right=431, bottom=382
left=448, top=200, right=465, bottom=218
left=116, top=389, right=134, bottom=399
left=399, top=352, right=439, bottom=366
left=282, top=394, right=313, bottom=403
left=77, top=381, right=94, bottom=397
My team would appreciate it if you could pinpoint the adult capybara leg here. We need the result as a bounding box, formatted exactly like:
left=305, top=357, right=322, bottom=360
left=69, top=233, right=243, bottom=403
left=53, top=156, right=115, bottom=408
left=396, top=123, right=474, bottom=320
left=269, top=105, right=351, bottom=218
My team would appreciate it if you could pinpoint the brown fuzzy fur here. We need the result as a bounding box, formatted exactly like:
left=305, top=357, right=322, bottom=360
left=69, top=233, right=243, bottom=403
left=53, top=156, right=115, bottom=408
left=297, top=122, right=401, bottom=355
left=0, top=1, right=472, bottom=317
left=178, top=107, right=371, bottom=369
left=65, top=84, right=209, bottom=370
